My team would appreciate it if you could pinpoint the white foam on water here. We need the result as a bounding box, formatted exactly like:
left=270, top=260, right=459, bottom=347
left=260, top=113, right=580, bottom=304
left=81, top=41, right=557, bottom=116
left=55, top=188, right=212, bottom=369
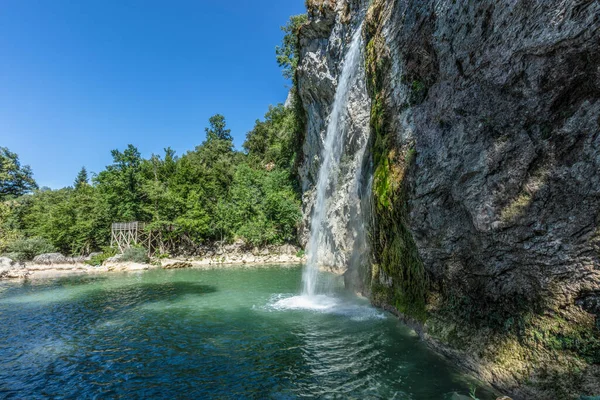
left=267, top=294, right=385, bottom=322
left=274, top=294, right=340, bottom=311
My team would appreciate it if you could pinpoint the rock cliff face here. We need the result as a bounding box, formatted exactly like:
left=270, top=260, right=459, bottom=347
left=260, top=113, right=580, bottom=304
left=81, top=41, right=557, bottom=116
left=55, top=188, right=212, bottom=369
left=297, top=0, right=600, bottom=398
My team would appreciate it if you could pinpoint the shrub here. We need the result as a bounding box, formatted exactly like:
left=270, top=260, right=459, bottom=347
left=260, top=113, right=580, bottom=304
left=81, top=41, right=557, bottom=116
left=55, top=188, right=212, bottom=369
left=2, top=252, right=23, bottom=261
left=85, top=247, right=117, bottom=267
left=3, top=237, right=56, bottom=261
left=154, top=251, right=170, bottom=259
left=120, top=247, right=150, bottom=264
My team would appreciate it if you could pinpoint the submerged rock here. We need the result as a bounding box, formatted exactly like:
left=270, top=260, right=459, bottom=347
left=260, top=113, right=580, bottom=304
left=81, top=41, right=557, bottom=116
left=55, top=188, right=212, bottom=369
left=162, top=260, right=192, bottom=270
left=105, top=262, right=150, bottom=272
left=449, top=394, right=473, bottom=400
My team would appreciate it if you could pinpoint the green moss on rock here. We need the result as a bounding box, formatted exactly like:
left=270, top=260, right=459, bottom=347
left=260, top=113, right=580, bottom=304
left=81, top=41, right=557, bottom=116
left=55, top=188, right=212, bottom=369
left=364, top=0, right=429, bottom=323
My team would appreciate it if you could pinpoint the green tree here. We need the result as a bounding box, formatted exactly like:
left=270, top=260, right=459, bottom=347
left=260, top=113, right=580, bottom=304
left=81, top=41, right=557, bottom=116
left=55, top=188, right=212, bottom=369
left=244, top=104, right=297, bottom=171
left=262, top=169, right=302, bottom=242
left=172, top=115, right=237, bottom=239
left=21, top=188, right=75, bottom=253
left=0, top=147, right=38, bottom=200
left=95, top=144, right=148, bottom=222
left=141, top=148, right=183, bottom=230
left=227, top=164, right=301, bottom=246
left=70, top=183, right=111, bottom=254
left=74, top=167, right=89, bottom=189
left=205, top=114, right=233, bottom=142
left=276, top=14, right=308, bottom=80
left=9, top=183, right=111, bottom=255
left=0, top=200, right=22, bottom=252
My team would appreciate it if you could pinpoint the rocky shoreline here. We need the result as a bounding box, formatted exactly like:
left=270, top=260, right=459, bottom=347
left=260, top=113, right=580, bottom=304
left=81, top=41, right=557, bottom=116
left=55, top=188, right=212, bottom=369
left=0, top=245, right=307, bottom=281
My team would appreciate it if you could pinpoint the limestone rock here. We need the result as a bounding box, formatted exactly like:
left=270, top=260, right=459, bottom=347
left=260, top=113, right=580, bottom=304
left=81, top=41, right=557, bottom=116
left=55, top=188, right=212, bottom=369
left=278, top=244, right=298, bottom=255
left=105, top=254, right=123, bottom=264
left=369, top=0, right=600, bottom=310
left=105, top=262, right=150, bottom=272
left=0, top=257, right=29, bottom=279
left=32, top=253, right=69, bottom=265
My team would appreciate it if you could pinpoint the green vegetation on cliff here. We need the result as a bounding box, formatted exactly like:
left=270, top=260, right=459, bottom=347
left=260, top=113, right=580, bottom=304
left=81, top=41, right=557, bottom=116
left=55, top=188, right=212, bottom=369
left=276, top=14, right=308, bottom=82
left=364, top=1, right=429, bottom=322
left=0, top=147, right=38, bottom=201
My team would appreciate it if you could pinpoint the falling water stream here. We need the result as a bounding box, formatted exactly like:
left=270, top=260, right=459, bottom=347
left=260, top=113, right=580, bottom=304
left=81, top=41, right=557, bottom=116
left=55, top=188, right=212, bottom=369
left=272, top=22, right=368, bottom=315
left=302, top=22, right=365, bottom=298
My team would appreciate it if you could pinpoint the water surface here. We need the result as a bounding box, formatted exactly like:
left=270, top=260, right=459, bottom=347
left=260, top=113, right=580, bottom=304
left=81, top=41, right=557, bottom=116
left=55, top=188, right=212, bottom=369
left=0, top=266, right=494, bottom=399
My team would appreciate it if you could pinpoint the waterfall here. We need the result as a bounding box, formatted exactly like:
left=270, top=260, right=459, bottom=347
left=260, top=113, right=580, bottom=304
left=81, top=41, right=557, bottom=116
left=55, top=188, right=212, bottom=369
left=302, top=22, right=365, bottom=297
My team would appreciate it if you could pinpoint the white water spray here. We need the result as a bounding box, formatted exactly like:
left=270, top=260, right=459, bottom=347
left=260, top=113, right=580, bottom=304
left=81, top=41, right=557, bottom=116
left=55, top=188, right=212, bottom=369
left=302, top=23, right=365, bottom=297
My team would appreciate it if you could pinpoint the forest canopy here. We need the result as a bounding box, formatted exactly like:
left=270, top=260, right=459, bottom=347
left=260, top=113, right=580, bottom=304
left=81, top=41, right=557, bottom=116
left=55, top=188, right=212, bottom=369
left=0, top=106, right=303, bottom=257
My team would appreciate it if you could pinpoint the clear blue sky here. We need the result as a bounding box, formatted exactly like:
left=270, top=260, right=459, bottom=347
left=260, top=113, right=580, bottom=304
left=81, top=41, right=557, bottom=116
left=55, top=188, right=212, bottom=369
left=0, top=0, right=305, bottom=188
